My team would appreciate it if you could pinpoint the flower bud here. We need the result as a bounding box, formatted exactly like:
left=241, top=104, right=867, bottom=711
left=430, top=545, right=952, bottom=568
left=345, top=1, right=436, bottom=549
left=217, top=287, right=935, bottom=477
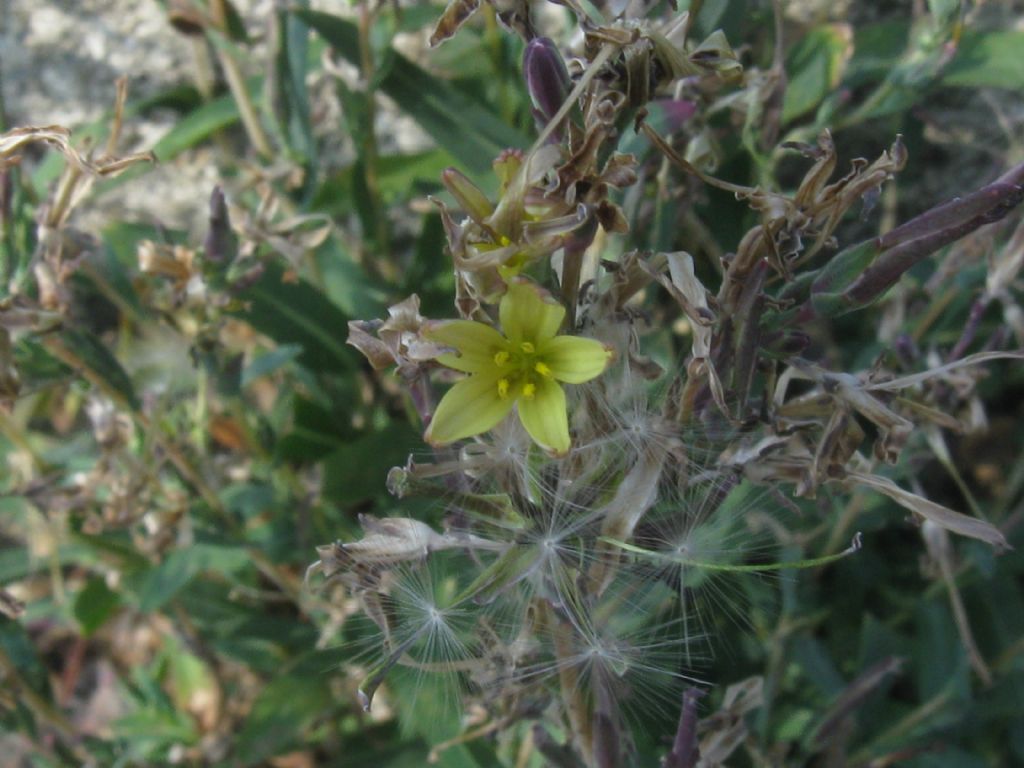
left=441, top=167, right=493, bottom=225
left=203, top=186, right=237, bottom=264
left=492, top=148, right=524, bottom=193
left=523, top=37, right=572, bottom=137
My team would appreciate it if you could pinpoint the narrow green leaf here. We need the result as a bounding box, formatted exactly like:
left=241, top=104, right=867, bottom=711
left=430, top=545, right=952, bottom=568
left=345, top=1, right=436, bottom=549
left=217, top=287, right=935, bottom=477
left=56, top=328, right=139, bottom=410
left=152, top=95, right=241, bottom=162
left=783, top=25, right=852, bottom=123
left=135, top=544, right=250, bottom=613
left=297, top=10, right=529, bottom=174
left=455, top=543, right=541, bottom=605
left=271, top=7, right=317, bottom=178
left=230, top=261, right=354, bottom=374
left=241, top=344, right=303, bottom=387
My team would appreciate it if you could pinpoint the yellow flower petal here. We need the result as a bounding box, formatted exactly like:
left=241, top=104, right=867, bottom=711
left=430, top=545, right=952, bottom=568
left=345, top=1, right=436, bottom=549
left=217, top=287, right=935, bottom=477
left=425, top=371, right=516, bottom=446
left=539, top=336, right=612, bottom=384
left=425, top=320, right=508, bottom=373
left=516, top=376, right=570, bottom=456
left=499, top=280, right=565, bottom=344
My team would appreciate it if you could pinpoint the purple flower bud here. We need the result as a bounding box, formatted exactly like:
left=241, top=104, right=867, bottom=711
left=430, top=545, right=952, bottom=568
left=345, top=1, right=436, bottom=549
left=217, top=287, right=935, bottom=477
left=204, top=186, right=237, bottom=264
left=523, top=37, right=572, bottom=137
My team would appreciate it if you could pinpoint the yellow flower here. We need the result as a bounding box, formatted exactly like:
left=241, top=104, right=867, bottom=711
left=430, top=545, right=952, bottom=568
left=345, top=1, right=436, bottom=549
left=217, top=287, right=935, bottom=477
left=424, top=280, right=612, bottom=455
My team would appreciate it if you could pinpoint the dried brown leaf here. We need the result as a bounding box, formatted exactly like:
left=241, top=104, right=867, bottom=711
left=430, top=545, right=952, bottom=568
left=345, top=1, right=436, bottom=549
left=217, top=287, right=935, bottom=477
left=429, top=0, right=481, bottom=48
left=0, top=125, right=154, bottom=175
left=844, top=472, right=1009, bottom=549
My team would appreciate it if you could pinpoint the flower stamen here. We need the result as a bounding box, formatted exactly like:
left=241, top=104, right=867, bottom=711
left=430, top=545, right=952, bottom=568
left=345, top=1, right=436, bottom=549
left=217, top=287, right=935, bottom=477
left=497, top=378, right=511, bottom=399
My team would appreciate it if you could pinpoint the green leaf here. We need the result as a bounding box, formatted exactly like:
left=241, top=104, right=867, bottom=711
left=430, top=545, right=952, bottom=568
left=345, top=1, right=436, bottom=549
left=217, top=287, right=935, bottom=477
left=276, top=393, right=355, bottom=461
left=71, top=531, right=151, bottom=572
left=320, top=424, right=420, bottom=504
left=235, top=656, right=337, bottom=765
left=73, top=577, right=122, bottom=636
left=776, top=709, right=815, bottom=742
left=13, top=338, right=72, bottom=391
left=903, top=749, right=989, bottom=768
left=241, top=344, right=303, bottom=387
left=783, top=25, right=852, bottom=123
left=913, top=600, right=970, bottom=702
left=844, top=22, right=910, bottom=87
left=230, top=261, right=354, bottom=374
left=790, top=636, right=845, bottom=697
left=297, top=10, right=529, bottom=174
left=942, top=30, right=1024, bottom=90
left=315, top=238, right=390, bottom=320
left=312, top=149, right=449, bottom=212
left=270, top=7, right=317, bottom=175
left=96, top=227, right=147, bottom=317
left=692, top=0, right=747, bottom=40
left=113, top=707, right=198, bottom=747
left=405, top=212, right=454, bottom=313
left=152, top=95, right=241, bottom=162
left=135, top=544, right=251, bottom=613
left=455, top=542, right=541, bottom=605
left=221, top=0, right=251, bottom=43
left=56, top=328, right=139, bottom=410
left=0, top=618, right=53, bottom=696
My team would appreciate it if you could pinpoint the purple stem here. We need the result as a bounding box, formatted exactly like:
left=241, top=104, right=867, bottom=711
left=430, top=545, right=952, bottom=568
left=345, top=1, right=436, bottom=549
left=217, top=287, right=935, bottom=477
left=664, top=687, right=704, bottom=768
left=845, top=183, right=1024, bottom=308
left=997, top=159, right=1024, bottom=188
left=878, top=182, right=1023, bottom=252
left=948, top=294, right=991, bottom=362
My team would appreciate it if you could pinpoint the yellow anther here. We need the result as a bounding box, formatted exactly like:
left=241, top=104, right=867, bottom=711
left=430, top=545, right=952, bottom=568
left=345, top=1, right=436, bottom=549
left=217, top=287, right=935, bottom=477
left=534, top=361, right=552, bottom=377
left=522, top=382, right=537, bottom=399
left=520, top=342, right=535, bottom=354
left=497, top=379, right=510, bottom=399
left=499, top=235, right=512, bottom=246
left=493, top=351, right=510, bottom=366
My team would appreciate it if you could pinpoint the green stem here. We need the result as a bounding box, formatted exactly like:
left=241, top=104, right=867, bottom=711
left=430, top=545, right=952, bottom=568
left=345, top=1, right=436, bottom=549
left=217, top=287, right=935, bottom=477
left=356, top=3, right=395, bottom=280
left=599, top=533, right=863, bottom=572
left=208, top=19, right=274, bottom=160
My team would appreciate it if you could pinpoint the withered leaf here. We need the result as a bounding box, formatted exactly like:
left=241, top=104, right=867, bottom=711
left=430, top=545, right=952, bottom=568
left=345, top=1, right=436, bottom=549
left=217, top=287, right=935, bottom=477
left=844, top=472, right=1009, bottom=549
left=429, top=0, right=481, bottom=47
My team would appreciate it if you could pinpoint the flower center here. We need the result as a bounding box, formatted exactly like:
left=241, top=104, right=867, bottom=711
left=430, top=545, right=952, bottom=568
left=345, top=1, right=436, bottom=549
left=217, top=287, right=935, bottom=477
left=494, top=341, right=553, bottom=400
